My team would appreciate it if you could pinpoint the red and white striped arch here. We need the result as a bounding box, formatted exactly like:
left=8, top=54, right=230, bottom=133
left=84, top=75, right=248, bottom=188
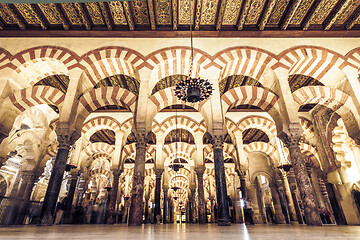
left=147, top=145, right=156, bottom=160
left=214, top=47, right=277, bottom=81
left=204, top=144, right=213, bottom=159
left=225, top=118, right=240, bottom=134
left=122, top=143, right=136, bottom=159
left=345, top=48, right=360, bottom=71
left=169, top=174, right=189, bottom=188
left=299, top=117, right=315, bottom=140
left=243, top=141, right=277, bottom=159
left=221, top=86, right=279, bottom=113
left=84, top=142, right=115, bottom=157
left=238, top=115, right=277, bottom=139
left=149, top=87, right=200, bottom=112
left=0, top=48, right=11, bottom=70
left=153, top=115, right=206, bottom=136
left=162, top=142, right=196, bottom=158
left=79, top=47, right=144, bottom=88
left=8, top=86, right=65, bottom=112
left=78, top=87, right=137, bottom=116
left=300, top=142, right=321, bottom=169
left=277, top=47, right=347, bottom=81
left=223, top=143, right=237, bottom=160
left=46, top=142, right=58, bottom=157
left=165, top=152, right=193, bottom=167
left=292, top=86, right=353, bottom=111
left=82, top=116, right=122, bottom=140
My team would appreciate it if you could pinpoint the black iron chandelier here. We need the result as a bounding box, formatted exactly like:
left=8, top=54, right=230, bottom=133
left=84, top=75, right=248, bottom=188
left=174, top=25, right=213, bottom=103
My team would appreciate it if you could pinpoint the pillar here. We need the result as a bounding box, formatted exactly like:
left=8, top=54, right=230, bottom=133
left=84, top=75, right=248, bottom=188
left=275, top=174, right=290, bottom=224
left=163, top=185, right=169, bottom=223
left=212, top=134, right=231, bottom=226
left=269, top=182, right=286, bottom=224
left=287, top=172, right=304, bottom=224
left=107, top=169, right=122, bottom=224
left=280, top=129, right=322, bottom=226
left=153, top=169, right=163, bottom=224
left=128, top=133, right=147, bottom=226
left=62, top=171, right=79, bottom=224
left=196, top=168, right=206, bottom=224
left=248, top=182, right=263, bottom=224
left=281, top=172, right=298, bottom=222
left=40, top=132, right=78, bottom=225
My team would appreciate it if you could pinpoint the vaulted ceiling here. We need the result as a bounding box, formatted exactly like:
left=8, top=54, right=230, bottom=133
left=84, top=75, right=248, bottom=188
left=0, top=0, right=359, bottom=37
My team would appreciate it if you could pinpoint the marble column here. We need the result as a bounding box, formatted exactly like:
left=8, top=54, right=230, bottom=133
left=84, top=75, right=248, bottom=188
left=40, top=133, right=78, bottom=225
left=189, top=187, right=195, bottom=223
left=248, top=183, right=263, bottom=224
left=287, top=172, right=304, bottom=224
left=196, top=168, right=206, bottom=224
left=14, top=170, right=42, bottom=225
left=144, top=197, right=150, bottom=223
left=163, top=185, right=169, bottom=224
left=276, top=178, right=290, bottom=224
left=269, top=182, right=286, bottom=224
left=128, top=133, right=147, bottom=226
left=281, top=172, right=297, bottom=222
left=62, top=171, right=79, bottom=224
left=209, top=198, right=216, bottom=223
left=212, top=134, right=231, bottom=226
left=107, top=169, right=122, bottom=224
left=280, top=130, right=322, bottom=226
left=153, top=169, right=163, bottom=224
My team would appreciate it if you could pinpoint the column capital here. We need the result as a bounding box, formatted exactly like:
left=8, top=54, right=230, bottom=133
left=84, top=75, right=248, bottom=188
left=112, top=168, right=123, bottom=177
left=195, top=167, right=205, bottom=176
left=211, top=134, right=224, bottom=149
left=154, top=169, right=164, bottom=178
left=57, top=131, right=80, bottom=149
left=278, top=127, right=303, bottom=149
left=135, top=132, right=148, bottom=149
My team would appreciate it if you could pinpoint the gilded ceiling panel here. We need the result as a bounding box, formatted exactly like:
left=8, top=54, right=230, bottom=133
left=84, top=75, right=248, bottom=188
left=85, top=2, right=104, bottom=25
left=14, top=3, right=40, bottom=24
left=268, top=0, right=290, bottom=24
left=334, top=0, right=360, bottom=24
left=178, top=0, right=195, bottom=25
left=245, top=0, right=266, bottom=24
left=289, top=0, right=314, bottom=25
left=131, top=1, right=150, bottom=25
left=200, top=0, right=219, bottom=25
left=0, top=4, right=17, bottom=24
left=108, top=2, right=127, bottom=25
left=222, top=0, right=242, bottom=25
left=38, top=4, right=62, bottom=24
left=310, top=0, right=337, bottom=24
left=61, top=3, right=82, bottom=25
left=156, top=0, right=172, bottom=25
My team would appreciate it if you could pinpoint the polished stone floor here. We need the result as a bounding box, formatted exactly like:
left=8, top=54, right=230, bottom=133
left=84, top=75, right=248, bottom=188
left=0, top=224, right=359, bottom=240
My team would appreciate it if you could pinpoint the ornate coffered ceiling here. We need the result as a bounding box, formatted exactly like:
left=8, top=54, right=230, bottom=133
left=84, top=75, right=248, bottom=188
left=0, top=0, right=358, bottom=36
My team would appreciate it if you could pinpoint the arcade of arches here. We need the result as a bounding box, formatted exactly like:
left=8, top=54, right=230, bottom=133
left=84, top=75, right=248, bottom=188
left=1, top=38, right=360, bottom=227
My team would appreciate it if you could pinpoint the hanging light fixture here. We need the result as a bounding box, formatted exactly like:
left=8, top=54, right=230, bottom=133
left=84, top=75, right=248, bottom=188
left=174, top=24, right=213, bottom=103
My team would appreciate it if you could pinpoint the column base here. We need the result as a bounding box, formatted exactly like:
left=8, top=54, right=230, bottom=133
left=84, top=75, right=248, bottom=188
left=39, top=214, right=54, bottom=226
left=218, top=219, right=231, bottom=226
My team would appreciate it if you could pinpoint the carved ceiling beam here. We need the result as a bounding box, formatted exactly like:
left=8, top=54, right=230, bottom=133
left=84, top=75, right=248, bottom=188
left=216, top=0, right=228, bottom=30
left=301, top=0, right=322, bottom=30
left=147, top=0, right=156, bottom=30
left=1, top=4, right=26, bottom=30
left=237, top=0, right=251, bottom=30
left=345, top=5, right=360, bottom=30
left=172, top=0, right=178, bottom=30
left=122, top=1, right=135, bottom=30
left=98, top=2, right=113, bottom=30
left=280, top=0, right=302, bottom=30
left=30, top=4, right=47, bottom=30
left=194, top=0, right=202, bottom=30
left=323, top=0, right=352, bottom=30
left=54, top=4, right=70, bottom=30
left=74, top=2, right=91, bottom=30
left=258, top=0, right=276, bottom=30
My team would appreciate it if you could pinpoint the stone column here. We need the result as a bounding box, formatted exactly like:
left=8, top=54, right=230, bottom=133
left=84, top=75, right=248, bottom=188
left=188, top=186, right=195, bottom=223
left=212, top=134, right=231, bottom=226
left=153, top=169, right=163, bottom=224
left=14, top=170, right=42, bottom=224
left=275, top=174, right=290, bottom=224
left=40, top=133, right=78, bottom=225
left=163, top=185, right=169, bottom=223
left=62, top=171, right=79, bottom=224
left=107, top=169, right=122, bottom=224
left=287, top=172, right=304, bottom=224
left=269, top=182, right=286, bottom=224
left=280, top=130, right=322, bottom=226
left=281, top=172, right=297, bottom=222
left=128, top=133, right=147, bottom=226
left=196, top=168, right=206, bottom=224
left=248, top=183, right=263, bottom=224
